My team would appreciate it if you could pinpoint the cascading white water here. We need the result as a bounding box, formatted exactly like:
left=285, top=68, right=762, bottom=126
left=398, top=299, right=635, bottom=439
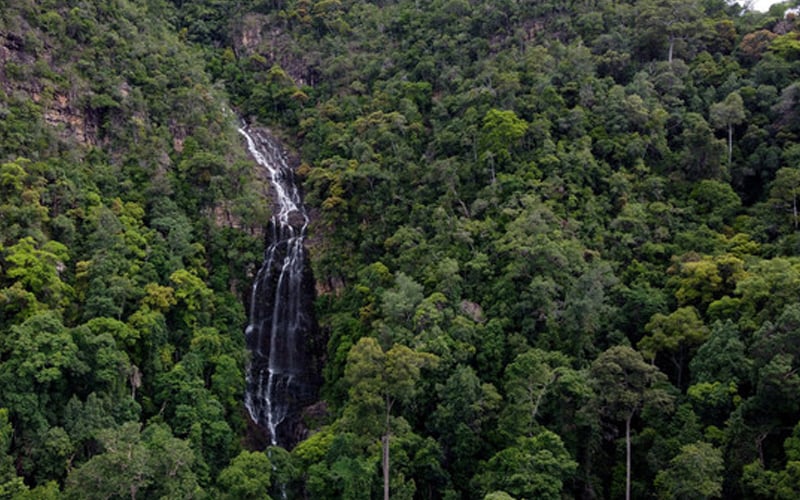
left=239, top=125, right=317, bottom=448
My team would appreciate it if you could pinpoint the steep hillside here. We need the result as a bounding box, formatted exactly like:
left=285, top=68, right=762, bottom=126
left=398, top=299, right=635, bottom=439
left=4, top=0, right=800, bottom=498
left=210, top=0, right=800, bottom=498
left=0, top=0, right=271, bottom=497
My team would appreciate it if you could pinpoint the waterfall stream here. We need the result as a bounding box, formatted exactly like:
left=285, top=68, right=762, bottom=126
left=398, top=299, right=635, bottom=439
left=239, top=125, right=318, bottom=448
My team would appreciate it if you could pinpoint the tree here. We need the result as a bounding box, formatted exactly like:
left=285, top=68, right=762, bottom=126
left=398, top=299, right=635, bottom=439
left=672, top=254, right=745, bottom=312
left=654, top=441, right=723, bottom=499
left=381, top=272, right=424, bottom=326
left=639, top=0, right=703, bottom=63
left=484, top=492, right=515, bottom=500
left=638, top=306, right=709, bottom=388
left=64, top=423, right=153, bottom=500
left=472, top=430, right=577, bottom=500
left=710, top=92, right=746, bottom=168
left=217, top=450, right=273, bottom=500
left=64, top=422, right=201, bottom=500
left=2, top=236, right=72, bottom=314
left=742, top=421, right=800, bottom=499
left=678, top=112, right=725, bottom=180
left=430, top=364, right=501, bottom=487
left=342, top=338, right=437, bottom=500
left=0, top=158, right=49, bottom=247
left=688, top=180, right=742, bottom=230
left=735, top=258, right=800, bottom=330
left=766, top=168, right=800, bottom=231
left=0, top=408, right=27, bottom=497
left=689, top=320, right=750, bottom=386
left=479, top=109, right=528, bottom=182
left=500, top=349, right=589, bottom=440
left=590, top=346, right=674, bottom=500
left=170, top=268, right=214, bottom=328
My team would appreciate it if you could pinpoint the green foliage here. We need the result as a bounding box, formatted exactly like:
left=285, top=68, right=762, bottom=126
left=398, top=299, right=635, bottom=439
left=64, top=422, right=202, bottom=499
left=217, top=450, right=273, bottom=500
left=639, top=306, right=709, bottom=387
left=654, top=441, right=724, bottom=499
left=710, top=91, right=746, bottom=166
left=479, top=109, right=528, bottom=177
left=341, top=337, right=438, bottom=436
left=472, top=430, right=577, bottom=500
left=591, top=345, right=674, bottom=426
left=499, top=349, right=589, bottom=440
left=590, top=345, right=675, bottom=500
left=430, top=364, right=501, bottom=486
left=4, top=0, right=800, bottom=497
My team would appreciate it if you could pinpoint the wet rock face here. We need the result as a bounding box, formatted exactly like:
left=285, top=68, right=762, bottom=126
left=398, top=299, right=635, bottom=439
left=286, top=209, right=307, bottom=230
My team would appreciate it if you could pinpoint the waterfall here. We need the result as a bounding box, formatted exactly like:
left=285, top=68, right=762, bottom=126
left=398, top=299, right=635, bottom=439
left=239, top=125, right=318, bottom=448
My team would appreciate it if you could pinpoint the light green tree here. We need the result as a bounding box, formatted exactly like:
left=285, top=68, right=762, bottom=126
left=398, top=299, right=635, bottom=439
left=710, top=92, right=746, bottom=168
left=479, top=109, right=528, bottom=182
left=2, top=236, right=72, bottom=314
left=655, top=441, right=723, bottom=499
left=343, top=337, right=438, bottom=500
left=217, top=450, right=273, bottom=500
left=638, top=306, right=709, bottom=388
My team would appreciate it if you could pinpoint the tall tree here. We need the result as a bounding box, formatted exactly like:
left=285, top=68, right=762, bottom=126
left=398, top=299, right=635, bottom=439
left=710, top=92, right=746, bottom=169
left=342, top=337, right=437, bottom=500
left=590, top=346, right=674, bottom=500
left=500, top=348, right=590, bottom=439
left=639, top=0, right=703, bottom=63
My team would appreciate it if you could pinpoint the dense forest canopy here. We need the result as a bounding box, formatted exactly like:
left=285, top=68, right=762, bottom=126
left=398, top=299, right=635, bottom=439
left=2, top=0, right=800, bottom=498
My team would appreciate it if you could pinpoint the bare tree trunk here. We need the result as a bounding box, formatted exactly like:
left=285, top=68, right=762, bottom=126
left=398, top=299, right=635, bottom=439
left=626, top=413, right=632, bottom=500
left=728, top=124, right=733, bottom=168
left=383, top=433, right=390, bottom=500
left=668, top=36, right=674, bottom=64
left=384, top=396, right=391, bottom=500
left=756, top=433, right=767, bottom=467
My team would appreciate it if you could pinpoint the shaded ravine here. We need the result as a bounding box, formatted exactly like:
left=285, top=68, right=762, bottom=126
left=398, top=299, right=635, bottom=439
left=239, top=125, right=319, bottom=449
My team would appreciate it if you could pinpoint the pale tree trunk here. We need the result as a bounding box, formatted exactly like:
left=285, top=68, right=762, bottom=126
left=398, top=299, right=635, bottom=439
left=384, top=396, right=392, bottom=500
left=383, top=433, right=390, bottom=500
left=626, top=413, right=632, bottom=500
left=668, top=36, right=675, bottom=64
left=728, top=123, right=733, bottom=167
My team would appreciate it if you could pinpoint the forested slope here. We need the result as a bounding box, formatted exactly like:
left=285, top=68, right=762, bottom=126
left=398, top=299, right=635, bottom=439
left=0, top=0, right=269, bottom=497
left=3, top=0, right=800, bottom=498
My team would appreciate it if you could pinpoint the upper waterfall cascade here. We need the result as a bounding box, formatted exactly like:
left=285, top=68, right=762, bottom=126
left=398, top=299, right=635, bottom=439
left=239, top=125, right=318, bottom=448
